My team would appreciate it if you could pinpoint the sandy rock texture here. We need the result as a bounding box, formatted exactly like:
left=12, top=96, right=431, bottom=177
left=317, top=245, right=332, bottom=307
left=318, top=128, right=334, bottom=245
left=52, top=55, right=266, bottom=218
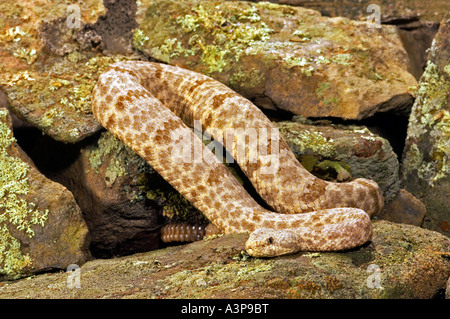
left=0, top=221, right=448, bottom=299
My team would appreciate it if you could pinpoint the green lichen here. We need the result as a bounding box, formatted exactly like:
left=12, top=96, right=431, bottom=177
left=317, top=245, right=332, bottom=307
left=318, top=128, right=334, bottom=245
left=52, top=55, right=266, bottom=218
left=161, top=259, right=274, bottom=296
left=132, top=28, right=150, bottom=52
left=278, top=125, right=336, bottom=158
left=0, top=109, right=49, bottom=278
left=315, top=160, right=352, bottom=181
left=403, top=60, right=450, bottom=186
left=144, top=2, right=273, bottom=74
left=145, top=188, right=201, bottom=222
left=86, top=132, right=132, bottom=187
left=229, top=67, right=265, bottom=94
left=331, top=53, right=353, bottom=66
left=316, top=82, right=330, bottom=97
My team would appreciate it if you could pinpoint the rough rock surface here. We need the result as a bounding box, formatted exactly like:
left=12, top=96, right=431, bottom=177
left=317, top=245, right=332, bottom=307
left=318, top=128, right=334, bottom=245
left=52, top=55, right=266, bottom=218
left=276, top=119, right=400, bottom=202
left=0, top=221, right=448, bottom=299
left=401, top=17, right=450, bottom=237
left=0, top=108, right=90, bottom=280
left=0, top=0, right=418, bottom=143
left=247, top=1, right=443, bottom=80
left=245, top=0, right=450, bottom=24
left=0, top=0, right=130, bottom=143
left=134, top=0, right=417, bottom=120
left=43, top=131, right=165, bottom=258
left=377, top=189, right=427, bottom=226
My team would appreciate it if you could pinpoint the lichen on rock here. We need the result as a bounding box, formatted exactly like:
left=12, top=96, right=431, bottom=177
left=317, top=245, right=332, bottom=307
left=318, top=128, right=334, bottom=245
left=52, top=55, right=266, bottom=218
left=276, top=120, right=400, bottom=201
left=135, top=0, right=417, bottom=120
left=0, top=0, right=131, bottom=143
left=402, top=59, right=450, bottom=187
left=0, top=109, right=49, bottom=277
left=401, top=17, right=450, bottom=236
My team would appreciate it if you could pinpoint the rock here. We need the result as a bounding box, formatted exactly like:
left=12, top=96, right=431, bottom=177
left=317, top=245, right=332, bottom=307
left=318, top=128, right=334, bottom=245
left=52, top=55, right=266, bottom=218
left=0, top=221, right=448, bottom=298
left=245, top=0, right=450, bottom=24
left=401, top=17, right=450, bottom=237
left=134, top=0, right=417, bottom=120
left=0, top=108, right=90, bottom=280
left=0, top=0, right=132, bottom=143
left=247, top=1, right=442, bottom=80
left=377, top=189, right=427, bottom=226
left=276, top=119, right=400, bottom=202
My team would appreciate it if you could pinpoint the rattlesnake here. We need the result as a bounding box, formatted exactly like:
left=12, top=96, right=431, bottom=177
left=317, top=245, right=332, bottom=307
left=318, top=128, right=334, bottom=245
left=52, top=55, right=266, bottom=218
left=91, top=61, right=384, bottom=257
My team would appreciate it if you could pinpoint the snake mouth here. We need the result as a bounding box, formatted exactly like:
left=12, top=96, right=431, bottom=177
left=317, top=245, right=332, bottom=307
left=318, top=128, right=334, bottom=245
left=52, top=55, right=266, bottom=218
left=245, top=228, right=300, bottom=257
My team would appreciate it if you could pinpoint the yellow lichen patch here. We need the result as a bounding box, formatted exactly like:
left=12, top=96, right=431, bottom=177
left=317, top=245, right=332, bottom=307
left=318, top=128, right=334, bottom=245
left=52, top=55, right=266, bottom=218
left=0, top=109, right=49, bottom=278
left=139, top=2, right=273, bottom=74
left=403, top=59, right=450, bottom=186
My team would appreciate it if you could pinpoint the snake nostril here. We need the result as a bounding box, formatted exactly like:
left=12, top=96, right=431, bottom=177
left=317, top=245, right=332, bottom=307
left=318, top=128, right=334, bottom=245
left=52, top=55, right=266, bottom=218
left=267, top=237, right=274, bottom=244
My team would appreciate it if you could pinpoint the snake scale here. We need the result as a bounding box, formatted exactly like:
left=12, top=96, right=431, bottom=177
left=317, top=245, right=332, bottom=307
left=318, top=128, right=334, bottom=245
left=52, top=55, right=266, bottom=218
left=91, top=61, right=384, bottom=257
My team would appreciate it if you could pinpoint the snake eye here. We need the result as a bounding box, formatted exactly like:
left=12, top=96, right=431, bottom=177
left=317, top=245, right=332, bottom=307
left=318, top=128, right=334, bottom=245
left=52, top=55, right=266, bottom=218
left=267, top=237, right=274, bottom=244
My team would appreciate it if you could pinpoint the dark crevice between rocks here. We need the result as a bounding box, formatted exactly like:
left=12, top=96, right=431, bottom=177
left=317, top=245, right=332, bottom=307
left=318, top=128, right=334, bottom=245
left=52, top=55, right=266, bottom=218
left=12, top=124, right=94, bottom=181
left=78, top=0, right=138, bottom=55
left=39, top=0, right=139, bottom=56
left=389, top=20, right=440, bottom=80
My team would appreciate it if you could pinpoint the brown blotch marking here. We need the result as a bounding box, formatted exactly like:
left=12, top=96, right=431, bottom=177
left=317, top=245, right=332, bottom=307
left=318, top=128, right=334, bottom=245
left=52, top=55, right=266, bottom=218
left=105, top=113, right=117, bottom=129
left=162, top=117, right=183, bottom=132
left=132, top=115, right=143, bottom=130
left=121, top=116, right=131, bottom=128
left=239, top=219, right=254, bottom=232
left=115, top=96, right=126, bottom=111
left=202, top=196, right=212, bottom=207
left=186, top=78, right=209, bottom=96
left=355, top=179, right=382, bottom=214
left=121, top=67, right=140, bottom=81
left=153, top=64, right=163, bottom=79
left=211, top=92, right=236, bottom=110
left=213, top=201, right=222, bottom=211
left=104, top=94, right=113, bottom=105
left=252, top=214, right=262, bottom=224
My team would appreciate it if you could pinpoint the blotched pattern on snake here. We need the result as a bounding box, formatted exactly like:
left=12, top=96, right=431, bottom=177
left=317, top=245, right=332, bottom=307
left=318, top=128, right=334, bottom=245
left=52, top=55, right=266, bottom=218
left=91, top=61, right=384, bottom=257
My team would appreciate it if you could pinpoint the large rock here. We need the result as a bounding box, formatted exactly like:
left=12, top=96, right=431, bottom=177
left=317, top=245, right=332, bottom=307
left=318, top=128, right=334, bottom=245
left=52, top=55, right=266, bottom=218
left=401, top=17, right=450, bottom=237
left=0, top=221, right=448, bottom=298
left=0, top=108, right=90, bottom=280
left=134, top=0, right=417, bottom=119
left=246, top=1, right=442, bottom=80
left=0, top=0, right=133, bottom=143
left=244, top=0, right=449, bottom=24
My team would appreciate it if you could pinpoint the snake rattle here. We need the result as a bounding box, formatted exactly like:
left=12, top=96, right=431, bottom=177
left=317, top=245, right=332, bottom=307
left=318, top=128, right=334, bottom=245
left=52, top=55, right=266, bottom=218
left=91, top=61, right=384, bottom=257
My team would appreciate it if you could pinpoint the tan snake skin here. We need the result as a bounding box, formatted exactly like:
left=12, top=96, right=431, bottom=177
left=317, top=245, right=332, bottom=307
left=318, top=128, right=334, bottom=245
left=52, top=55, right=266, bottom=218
left=91, top=61, right=384, bottom=257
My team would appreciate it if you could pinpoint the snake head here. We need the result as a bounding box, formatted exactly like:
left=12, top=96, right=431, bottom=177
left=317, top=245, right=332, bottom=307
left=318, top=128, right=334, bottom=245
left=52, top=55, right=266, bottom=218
left=245, top=228, right=300, bottom=257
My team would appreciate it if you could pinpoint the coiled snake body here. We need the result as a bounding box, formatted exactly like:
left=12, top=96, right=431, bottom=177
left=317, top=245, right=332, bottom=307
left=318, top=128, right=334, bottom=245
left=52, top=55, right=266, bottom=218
left=91, top=61, right=384, bottom=257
